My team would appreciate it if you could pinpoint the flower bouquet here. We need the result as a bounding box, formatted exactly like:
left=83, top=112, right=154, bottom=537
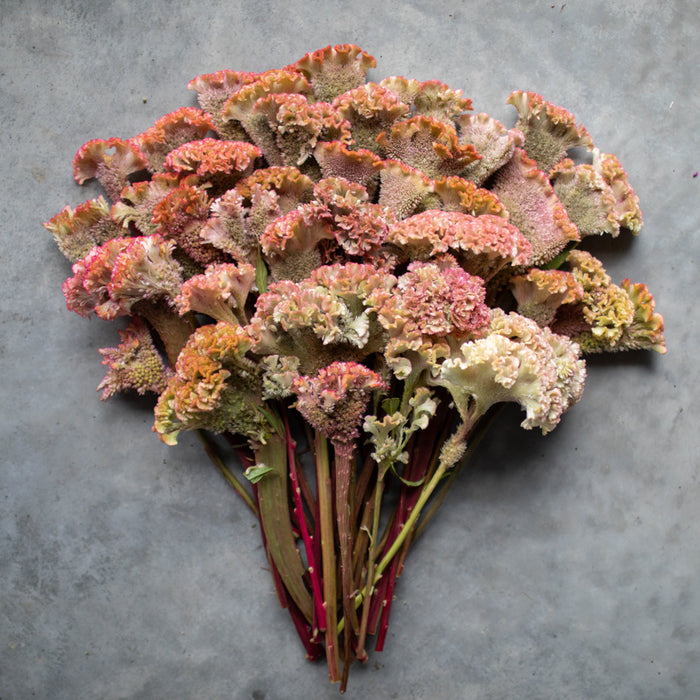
left=46, top=45, right=665, bottom=691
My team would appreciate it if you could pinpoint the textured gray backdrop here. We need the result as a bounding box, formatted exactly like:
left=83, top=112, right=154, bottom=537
left=2, top=1, right=698, bottom=698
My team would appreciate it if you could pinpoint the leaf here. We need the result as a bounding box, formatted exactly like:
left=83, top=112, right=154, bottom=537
left=244, top=463, right=276, bottom=483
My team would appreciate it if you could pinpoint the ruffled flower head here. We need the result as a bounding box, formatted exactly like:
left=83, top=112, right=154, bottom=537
left=491, top=148, right=579, bottom=265
left=97, top=318, right=171, bottom=399
left=293, top=361, right=386, bottom=444
left=132, top=107, right=215, bottom=173
left=153, top=322, right=266, bottom=445
left=506, top=91, right=594, bottom=172
left=72, top=138, right=148, bottom=202
left=44, top=196, right=123, bottom=262
left=437, top=309, right=586, bottom=433
left=293, top=44, right=377, bottom=103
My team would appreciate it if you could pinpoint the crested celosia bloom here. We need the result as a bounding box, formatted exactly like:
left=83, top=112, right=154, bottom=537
left=97, top=318, right=172, bottom=400
left=48, top=44, right=666, bottom=693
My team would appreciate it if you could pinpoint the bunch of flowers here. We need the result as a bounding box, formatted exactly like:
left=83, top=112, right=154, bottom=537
left=46, top=45, right=665, bottom=691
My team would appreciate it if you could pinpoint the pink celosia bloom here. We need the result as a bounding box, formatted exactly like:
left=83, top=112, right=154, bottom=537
left=431, top=176, right=508, bottom=218
left=174, top=262, right=256, bottom=325
left=44, top=196, right=123, bottom=262
left=549, top=158, right=621, bottom=237
left=387, top=210, right=531, bottom=280
left=455, top=112, right=524, bottom=186
left=222, top=69, right=311, bottom=149
left=376, top=159, right=434, bottom=219
left=199, top=189, right=251, bottom=262
left=591, top=148, right=643, bottom=234
left=490, top=148, right=579, bottom=265
left=250, top=263, right=395, bottom=374
left=313, top=141, right=382, bottom=187
left=292, top=361, right=386, bottom=444
left=63, top=237, right=131, bottom=319
left=132, top=107, right=215, bottom=173
left=511, top=268, right=585, bottom=327
left=293, top=44, right=377, bottom=103
left=376, top=115, right=481, bottom=179
left=163, top=138, right=261, bottom=181
left=97, top=318, right=171, bottom=399
left=379, top=76, right=473, bottom=123
left=107, top=234, right=184, bottom=314
left=379, top=260, right=490, bottom=340
left=506, top=90, right=594, bottom=173
left=260, top=209, right=336, bottom=281
left=151, top=182, right=225, bottom=265
left=187, top=69, right=259, bottom=137
left=72, top=137, right=148, bottom=202
left=235, top=165, right=316, bottom=213
left=332, top=83, right=410, bottom=152
left=111, top=172, right=184, bottom=236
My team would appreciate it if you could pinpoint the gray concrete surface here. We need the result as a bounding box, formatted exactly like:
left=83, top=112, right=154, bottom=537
left=2, top=1, right=698, bottom=698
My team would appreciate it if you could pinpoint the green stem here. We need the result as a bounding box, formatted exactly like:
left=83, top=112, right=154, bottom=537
left=195, top=430, right=258, bottom=518
left=339, top=420, right=473, bottom=635
left=412, top=407, right=501, bottom=541
left=136, top=300, right=195, bottom=367
left=355, top=467, right=386, bottom=661
left=255, top=433, right=313, bottom=623
left=315, top=431, right=340, bottom=684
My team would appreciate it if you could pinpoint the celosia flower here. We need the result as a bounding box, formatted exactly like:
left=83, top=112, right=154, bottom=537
left=250, top=263, right=395, bottom=374
left=558, top=250, right=666, bottom=354
left=187, top=69, right=259, bottom=137
left=163, top=138, right=260, bottom=184
left=260, top=208, right=336, bottom=281
left=549, top=158, right=622, bottom=237
left=307, top=177, right=393, bottom=256
left=376, top=260, right=491, bottom=379
left=251, top=93, right=332, bottom=166
left=387, top=210, right=531, bottom=281
left=511, top=268, right=584, bottom=326
left=44, top=196, right=123, bottom=262
left=151, top=181, right=225, bottom=265
left=174, top=262, right=256, bottom=325
left=455, top=112, right=524, bottom=186
left=591, top=148, right=643, bottom=234
left=376, top=159, right=434, bottom=219
left=63, top=237, right=131, bottom=319
left=437, top=309, right=586, bottom=433
left=292, top=361, right=386, bottom=445
left=491, top=148, right=579, bottom=265
left=107, top=234, right=184, bottom=314
left=332, top=83, right=409, bottom=152
left=431, top=176, right=508, bottom=218
left=376, top=115, right=480, bottom=178
left=132, top=107, right=215, bottom=173
left=313, top=141, right=382, bottom=189
left=97, top=318, right=171, bottom=399
left=111, top=172, right=184, bottom=237
left=506, top=90, right=594, bottom=173
left=222, top=68, right=311, bottom=151
left=72, top=137, right=148, bottom=202
left=235, top=166, right=316, bottom=213
left=293, top=44, right=377, bottom=103
left=153, top=322, right=266, bottom=445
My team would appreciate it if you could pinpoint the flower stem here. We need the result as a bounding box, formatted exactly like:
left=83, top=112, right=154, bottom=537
left=315, top=431, right=340, bottom=683
left=195, top=430, right=258, bottom=518
left=281, top=408, right=325, bottom=637
left=255, top=433, right=313, bottom=623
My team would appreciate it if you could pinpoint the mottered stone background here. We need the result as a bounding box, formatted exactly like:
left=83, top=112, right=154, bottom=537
left=2, top=1, right=698, bottom=698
